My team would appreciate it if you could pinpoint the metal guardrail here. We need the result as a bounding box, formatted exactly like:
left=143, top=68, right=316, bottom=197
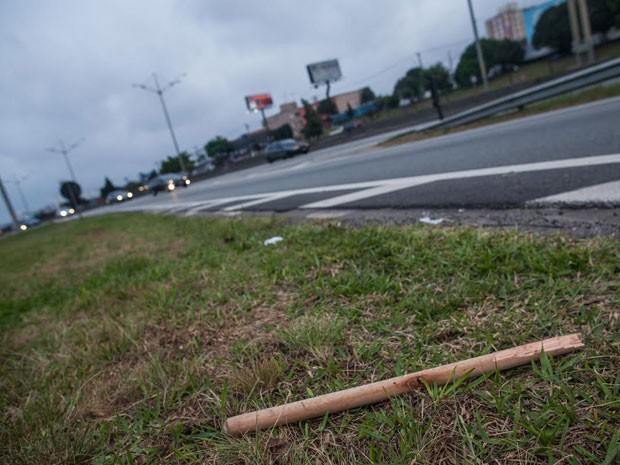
left=429, top=56, right=620, bottom=129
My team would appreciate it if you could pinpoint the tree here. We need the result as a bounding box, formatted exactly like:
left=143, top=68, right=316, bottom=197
left=610, top=0, right=620, bottom=27
left=493, top=40, right=525, bottom=72
left=160, top=152, right=193, bottom=174
left=205, top=136, right=231, bottom=167
left=423, top=63, right=452, bottom=93
left=100, top=177, right=115, bottom=198
left=301, top=99, right=323, bottom=139
left=533, top=0, right=613, bottom=53
left=589, top=0, right=614, bottom=32
left=393, top=67, right=425, bottom=100
left=533, top=3, right=572, bottom=53
left=381, top=94, right=399, bottom=109
left=271, top=124, right=294, bottom=141
left=317, top=98, right=338, bottom=115
left=360, top=87, right=376, bottom=104
left=454, top=39, right=523, bottom=87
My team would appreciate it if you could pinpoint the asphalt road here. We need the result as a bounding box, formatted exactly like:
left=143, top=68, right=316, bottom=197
left=105, top=97, right=620, bottom=216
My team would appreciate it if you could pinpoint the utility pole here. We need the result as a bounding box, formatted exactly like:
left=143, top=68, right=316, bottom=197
left=260, top=108, right=270, bottom=132
left=134, top=73, right=187, bottom=173
left=466, top=0, right=489, bottom=91
left=0, top=175, right=20, bottom=230
left=577, top=0, right=595, bottom=63
left=416, top=52, right=424, bottom=69
left=567, top=0, right=582, bottom=65
left=47, top=139, right=84, bottom=219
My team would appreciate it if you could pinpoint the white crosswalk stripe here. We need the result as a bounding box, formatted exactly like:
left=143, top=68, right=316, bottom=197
left=98, top=154, right=620, bottom=217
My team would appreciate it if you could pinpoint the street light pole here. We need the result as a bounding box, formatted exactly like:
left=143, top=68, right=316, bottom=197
left=466, top=0, right=489, bottom=91
left=134, top=73, right=187, bottom=173
left=47, top=139, right=84, bottom=219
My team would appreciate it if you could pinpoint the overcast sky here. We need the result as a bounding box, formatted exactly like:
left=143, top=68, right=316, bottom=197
left=1, top=0, right=513, bottom=224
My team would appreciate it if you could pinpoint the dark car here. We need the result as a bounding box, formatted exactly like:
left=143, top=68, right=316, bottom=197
left=264, top=139, right=309, bottom=163
left=106, top=189, right=134, bottom=204
left=19, top=216, right=41, bottom=232
left=147, top=173, right=191, bottom=195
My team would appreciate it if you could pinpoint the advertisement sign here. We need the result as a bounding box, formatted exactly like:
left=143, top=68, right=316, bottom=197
left=245, top=93, right=273, bottom=112
left=306, top=59, right=342, bottom=85
left=523, top=0, right=563, bottom=45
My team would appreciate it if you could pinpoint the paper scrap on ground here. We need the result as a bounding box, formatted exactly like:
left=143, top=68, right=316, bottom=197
left=419, top=217, right=444, bottom=225
left=264, top=236, right=284, bottom=246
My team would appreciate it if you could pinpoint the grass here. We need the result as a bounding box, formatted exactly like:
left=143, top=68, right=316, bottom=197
left=1, top=213, right=619, bottom=464
left=366, top=39, right=620, bottom=126
left=381, top=81, right=620, bottom=147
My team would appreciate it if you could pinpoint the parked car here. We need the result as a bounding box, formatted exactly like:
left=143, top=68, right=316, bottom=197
left=147, top=173, right=191, bottom=195
left=106, top=189, right=134, bottom=204
left=264, top=139, right=309, bottom=163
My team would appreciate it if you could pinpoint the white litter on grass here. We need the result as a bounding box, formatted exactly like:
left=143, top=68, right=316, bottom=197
left=419, top=216, right=445, bottom=225
left=264, top=236, right=284, bottom=246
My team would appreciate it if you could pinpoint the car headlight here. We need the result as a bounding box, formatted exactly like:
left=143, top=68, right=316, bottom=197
left=116, top=195, right=123, bottom=201
left=60, top=210, right=68, bottom=217
left=185, top=179, right=190, bottom=185
left=168, top=183, right=175, bottom=191
left=20, top=224, right=27, bottom=231
left=127, top=192, right=133, bottom=198
left=69, top=208, right=75, bottom=214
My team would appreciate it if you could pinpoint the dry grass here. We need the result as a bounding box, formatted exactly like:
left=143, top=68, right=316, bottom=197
left=1, top=214, right=618, bottom=464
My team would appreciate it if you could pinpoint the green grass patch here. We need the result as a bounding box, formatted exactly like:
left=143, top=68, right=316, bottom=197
left=382, top=81, right=620, bottom=147
left=1, top=214, right=618, bottom=464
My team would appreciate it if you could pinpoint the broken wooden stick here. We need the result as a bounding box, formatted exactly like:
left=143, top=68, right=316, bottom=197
left=223, top=333, right=584, bottom=435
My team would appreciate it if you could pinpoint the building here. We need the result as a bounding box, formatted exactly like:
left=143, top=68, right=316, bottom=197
left=265, top=89, right=365, bottom=137
left=330, top=89, right=362, bottom=114
left=265, top=102, right=305, bottom=138
left=485, top=2, right=526, bottom=41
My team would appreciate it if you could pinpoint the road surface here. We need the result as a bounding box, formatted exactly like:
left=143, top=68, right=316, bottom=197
left=100, top=97, right=620, bottom=217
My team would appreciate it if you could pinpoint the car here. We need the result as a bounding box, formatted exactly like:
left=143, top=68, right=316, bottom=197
left=18, top=216, right=40, bottom=231
left=264, top=139, right=309, bottom=163
left=147, top=173, right=191, bottom=195
left=106, top=189, right=134, bottom=204
left=58, top=207, right=76, bottom=218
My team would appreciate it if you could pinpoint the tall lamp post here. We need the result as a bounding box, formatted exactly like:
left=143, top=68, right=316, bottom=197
left=133, top=73, right=187, bottom=173
left=47, top=138, right=84, bottom=219
left=466, top=0, right=489, bottom=91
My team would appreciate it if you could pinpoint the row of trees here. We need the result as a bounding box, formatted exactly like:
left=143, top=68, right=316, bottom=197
left=533, top=0, right=618, bottom=53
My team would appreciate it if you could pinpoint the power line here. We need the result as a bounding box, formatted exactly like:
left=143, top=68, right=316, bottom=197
left=345, top=38, right=470, bottom=88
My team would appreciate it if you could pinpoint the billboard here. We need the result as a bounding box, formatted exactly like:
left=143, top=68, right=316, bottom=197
left=306, top=59, right=342, bottom=85
left=523, top=0, right=564, bottom=46
left=245, top=93, right=273, bottom=112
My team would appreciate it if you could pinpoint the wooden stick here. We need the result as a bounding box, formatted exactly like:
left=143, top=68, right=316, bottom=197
left=223, top=333, right=584, bottom=435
